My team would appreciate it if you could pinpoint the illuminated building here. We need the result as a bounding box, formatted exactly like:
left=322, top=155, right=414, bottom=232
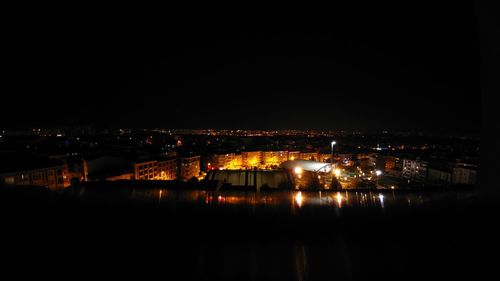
left=226, top=154, right=242, bottom=169
left=134, top=158, right=177, bottom=180
left=317, top=153, right=331, bottom=163
left=0, top=162, right=68, bottom=190
left=262, top=151, right=288, bottom=167
left=375, top=155, right=398, bottom=171
left=179, top=155, right=200, bottom=180
left=157, top=158, right=178, bottom=180
left=288, top=151, right=300, bottom=161
left=207, top=153, right=242, bottom=170
left=299, top=152, right=318, bottom=161
left=402, top=159, right=428, bottom=182
left=205, top=169, right=294, bottom=190
left=242, top=151, right=262, bottom=169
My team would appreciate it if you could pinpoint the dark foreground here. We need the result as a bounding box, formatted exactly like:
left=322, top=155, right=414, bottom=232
left=0, top=185, right=495, bottom=280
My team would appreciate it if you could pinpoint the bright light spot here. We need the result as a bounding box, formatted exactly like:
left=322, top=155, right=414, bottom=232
left=295, top=192, right=304, bottom=207
left=379, top=194, right=385, bottom=208
left=391, top=186, right=395, bottom=189
left=334, top=168, right=341, bottom=177
left=336, top=192, right=343, bottom=207
left=294, top=167, right=303, bottom=174
left=318, top=175, right=321, bottom=179
left=331, top=141, right=336, bottom=146
left=375, top=170, right=382, bottom=176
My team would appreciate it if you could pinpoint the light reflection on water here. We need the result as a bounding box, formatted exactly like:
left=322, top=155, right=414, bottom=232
left=76, top=187, right=476, bottom=212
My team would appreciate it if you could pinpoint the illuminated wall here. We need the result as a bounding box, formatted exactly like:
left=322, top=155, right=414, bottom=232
left=288, top=151, right=300, bottom=161
left=209, top=153, right=242, bottom=170
left=299, top=152, right=318, bottom=161
left=317, top=153, right=331, bottom=163
left=262, top=151, right=288, bottom=166
left=134, top=159, right=177, bottom=180
left=242, top=151, right=262, bottom=168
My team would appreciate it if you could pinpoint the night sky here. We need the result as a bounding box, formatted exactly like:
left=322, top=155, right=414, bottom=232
left=1, top=1, right=480, bottom=134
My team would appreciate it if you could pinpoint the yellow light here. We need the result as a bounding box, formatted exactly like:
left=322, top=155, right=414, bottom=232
left=336, top=192, right=342, bottom=207
left=334, top=168, right=341, bottom=177
left=318, top=175, right=321, bottom=179
left=295, top=191, right=304, bottom=207
left=294, top=167, right=303, bottom=174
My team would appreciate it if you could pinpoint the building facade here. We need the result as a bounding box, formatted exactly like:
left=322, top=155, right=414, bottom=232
left=134, top=158, right=177, bottom=181
left=299, top=152, right=319, bottom=161
left=208, top=153, right=242, bottom=170
left=0, top=165, right=68, bottom=190
left=452, top=164, right=477, bottom=185
left=288, top=151, right=301, bottom=161
left=402, top=159, right=428, bottom=182
left=179, top=156, right=201, bottom=180
left=262, top=151, right=288, bottom=167
left=242, top=151, right=262, bottom=169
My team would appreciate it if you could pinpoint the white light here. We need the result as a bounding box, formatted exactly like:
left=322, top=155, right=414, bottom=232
left=379, top=194, right=385, bottom=208
left=375, top=170, right=382, bottom=176
left=294, top=166, right=303, bottom=174
left=295, top=192, right=304, bottom=207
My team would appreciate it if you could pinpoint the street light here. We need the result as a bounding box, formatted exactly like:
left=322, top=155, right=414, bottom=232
left=375, top=170, right=382, bottom=188
left=331, top=140, right=336, bottom=172
left=294, top=166, right=303, bottom=175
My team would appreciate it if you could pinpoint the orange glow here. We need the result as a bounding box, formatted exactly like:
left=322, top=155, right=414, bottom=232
left=336, top=192, right=343, bottom=208
left=295, top=191, right=304, bottom=207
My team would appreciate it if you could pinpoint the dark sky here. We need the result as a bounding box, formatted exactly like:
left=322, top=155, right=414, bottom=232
left=1, top=1, right=480, bottom=134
